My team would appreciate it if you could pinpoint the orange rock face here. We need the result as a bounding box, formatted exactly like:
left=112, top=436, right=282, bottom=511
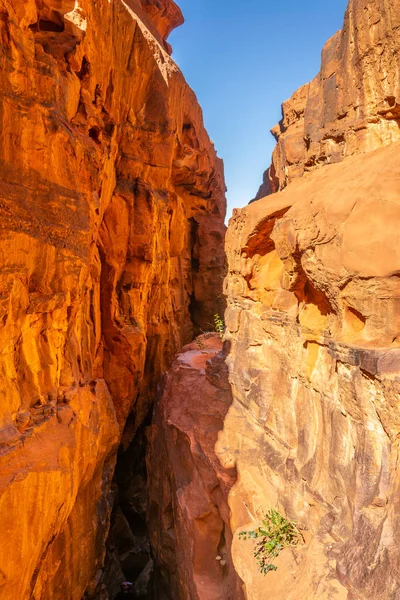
left=224, top=141, right=400, bottom=599
left=256, top=0, right=400, bottom=197
left=221, top=1, right=400, bottom=597
left=0, top=1, right=225, bottom=598
left=147, top=334, right=245, bottom=600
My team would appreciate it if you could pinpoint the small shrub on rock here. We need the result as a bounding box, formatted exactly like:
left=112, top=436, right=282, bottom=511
left=214, top=313, right=225, bottom=338
left=239, top=508, right=303, bottom=575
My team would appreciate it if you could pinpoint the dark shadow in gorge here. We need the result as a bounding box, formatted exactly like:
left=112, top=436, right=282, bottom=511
left=102, top=407, right=154, bottom=600
left=100, top=337, right=241, bottom=600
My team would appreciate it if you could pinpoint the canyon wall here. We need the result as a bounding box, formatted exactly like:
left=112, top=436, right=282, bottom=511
left=223, top=0, right=400, bottom=597
left=150, top=143, right=400, bottom=600
left=256, top=0, right=400, bottom=197
left=224, top=141, right=400, bottom=599
left=150, top=0, right=400, bottom=598
left=0, top=1, right=225, bottom=598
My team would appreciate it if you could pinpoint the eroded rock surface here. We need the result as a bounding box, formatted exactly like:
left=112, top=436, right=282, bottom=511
left=144, top=0, right=400, bottom=598
left=223, top=141, right=400, bottom=599
left=221, top=1, right=400, bottom=596
left=0, top=1, right=225, bottom=598
left=147, top=334, right=245, bottom=600
left=256, top=0, right=400, bottom=196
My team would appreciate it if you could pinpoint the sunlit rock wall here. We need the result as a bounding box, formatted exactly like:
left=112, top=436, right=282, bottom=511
left=223, top=141, right=400, bottom=599
left=223, top=1, right=400, bottom=596
left=256, top=0, right=400, bottom=196
left=0, top=1, right=225, bottom=598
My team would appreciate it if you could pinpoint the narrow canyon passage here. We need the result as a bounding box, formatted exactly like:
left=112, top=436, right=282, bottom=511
left=104, top=416, right=154, bottom=598
left=0, top=0, right=226, bottom=598
left=101, top=334, right=242, bottom=600
left=0, top=0, right=400, bottom=599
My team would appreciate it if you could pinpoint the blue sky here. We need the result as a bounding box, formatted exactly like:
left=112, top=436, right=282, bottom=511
left=169, top=0, right=349, bottom=218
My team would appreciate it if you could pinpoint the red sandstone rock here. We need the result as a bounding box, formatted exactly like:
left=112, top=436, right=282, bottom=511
left=0, top=1, right=225, bottom=598
left=147, top=334, right=245, bottom=600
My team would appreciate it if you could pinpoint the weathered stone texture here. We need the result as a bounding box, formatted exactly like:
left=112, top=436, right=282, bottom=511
left=223, top=140, right=400, bottom=599
left=145, top=1, right=400, bottom=599
left=256, top=0, right=400, bottom=196
left=147, top=334, right=245, bottom=600
left=0, top=1, right=225, bottom=598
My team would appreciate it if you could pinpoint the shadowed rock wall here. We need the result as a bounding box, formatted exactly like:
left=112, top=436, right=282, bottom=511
left=147, top=334, right=245, bottom=600
left=0, top=1, right=225, bottom=598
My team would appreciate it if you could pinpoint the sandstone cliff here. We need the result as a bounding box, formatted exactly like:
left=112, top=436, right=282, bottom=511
left=149, top=0, right=400, bottom=598
left=224, top=141, right=400, bottom=599
left=223, top=0, right=400, bottom=596
left=0, top=1, right=225, bottom=598
left=256, top=0, right=400, bottom=197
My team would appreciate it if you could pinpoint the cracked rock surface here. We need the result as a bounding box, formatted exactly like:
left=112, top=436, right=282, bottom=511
left=224, top=141, right=400, bottom=600
left=0, top=0, right=225, bottom=598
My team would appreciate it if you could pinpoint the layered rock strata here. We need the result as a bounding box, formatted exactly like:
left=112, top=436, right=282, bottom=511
left=147, top=334, right=244, bottom=600
left=256, top=0, right=400, bottom=197
left=0, top=1, right=225, bottom=598
left=223, top=140, right=400, bottom=599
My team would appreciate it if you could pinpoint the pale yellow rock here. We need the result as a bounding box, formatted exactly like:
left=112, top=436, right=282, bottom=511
left=223, top=141, right=400, bottom=599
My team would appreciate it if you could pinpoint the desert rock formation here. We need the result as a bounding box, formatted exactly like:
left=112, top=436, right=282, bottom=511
left=256, top=0, right=400, bottom=197
left=148, top=334, right=244, bottom=600
left=224, top=141, right=400, bottom=599
left=0, top=1, right=225, bottom=598
left=151, top=141, right=400, bottom=600
left=2, top=0, right=400, bottom=598
left=222, top=0, right=400, bottom=596
left=151, top=0, right=400, bottom=598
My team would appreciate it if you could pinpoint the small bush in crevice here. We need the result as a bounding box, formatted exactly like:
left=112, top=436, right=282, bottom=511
left=214, top=313, right=225, bottom=338
left=195, top=337, right=205, bottom=349
left=239, top=509, right=303, bottom=575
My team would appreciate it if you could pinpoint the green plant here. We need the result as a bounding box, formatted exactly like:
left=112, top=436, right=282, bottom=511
left=214, top=313, right=225, bottom=338
left=195, top=336, right=205, bottom=349
left=239, top=509, right=302, bottom=575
